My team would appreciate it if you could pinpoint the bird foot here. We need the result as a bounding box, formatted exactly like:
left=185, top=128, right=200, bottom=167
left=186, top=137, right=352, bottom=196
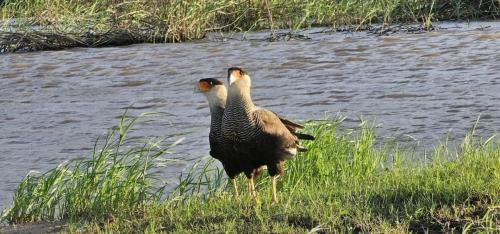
left=271, top=197, right=278, bottom=204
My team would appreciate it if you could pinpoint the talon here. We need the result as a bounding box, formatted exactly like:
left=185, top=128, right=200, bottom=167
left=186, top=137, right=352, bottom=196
left=272, top=176, right=278, bottom=203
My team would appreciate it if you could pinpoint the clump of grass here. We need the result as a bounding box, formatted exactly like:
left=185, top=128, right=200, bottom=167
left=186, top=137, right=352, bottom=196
left=2, top=116, right=499, bottom=233
left=84, top=118, right=499, bottom=233
left=1, top=0, right=500, bottom=52
left=173, top=159, right=226, bottom=198
left=0, top=112, right=178, bottom=224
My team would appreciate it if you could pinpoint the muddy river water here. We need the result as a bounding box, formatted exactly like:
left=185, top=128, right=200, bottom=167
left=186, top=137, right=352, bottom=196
left=1, top=22, right=499, bottom=209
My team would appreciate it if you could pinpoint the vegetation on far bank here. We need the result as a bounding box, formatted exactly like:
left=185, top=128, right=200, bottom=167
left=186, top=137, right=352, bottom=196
left=1, top=0, right=500, bottom=52
left=1, top=114, right=499, bottom=233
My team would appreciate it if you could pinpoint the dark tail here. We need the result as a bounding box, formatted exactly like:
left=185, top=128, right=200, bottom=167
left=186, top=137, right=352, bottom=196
left=279, top=117, right=304, bottom=129
left=296, top=133, right=314, bottom=153
left=295, top=133, right=315, bottom=141
left=298, top=145, right=308, bottom=152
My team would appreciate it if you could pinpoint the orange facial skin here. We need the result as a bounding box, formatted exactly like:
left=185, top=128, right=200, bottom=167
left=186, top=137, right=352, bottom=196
left=198, top=81, right=211, bottom=92
left=230, top=69, right=242, bottom=80
left=228, top=67, right=246, bottom=84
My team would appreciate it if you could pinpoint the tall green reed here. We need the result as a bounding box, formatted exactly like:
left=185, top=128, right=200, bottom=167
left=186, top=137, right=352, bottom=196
left=2, top=0, right=500, bottom=39
left=2, top=115, right=498, bottom=232
left=1, top=112, right=178, bottom=224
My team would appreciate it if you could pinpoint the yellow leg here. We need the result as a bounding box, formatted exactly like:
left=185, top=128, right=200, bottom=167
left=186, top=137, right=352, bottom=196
left=247, top=179, right=252, bottom=196
left=231, top=178, right=239, bottom=198
left=247, top=178, right=256, bottom=197
left=271, top=176, right=278, bottom=204
left=250, top=178, right=256, bottom=197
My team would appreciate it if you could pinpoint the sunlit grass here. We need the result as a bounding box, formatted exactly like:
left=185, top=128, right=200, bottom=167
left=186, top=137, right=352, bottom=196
left=1, top=115, right=499, bottom=232
left=1, top=0, right=500, bottom=52
left=0, top=112, right=180, bottom=224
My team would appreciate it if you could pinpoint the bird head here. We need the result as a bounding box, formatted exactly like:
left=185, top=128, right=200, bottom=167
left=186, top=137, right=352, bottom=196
left=227, top=67, right=251, bottom=89
left=196, top=78, right=227, bottom=107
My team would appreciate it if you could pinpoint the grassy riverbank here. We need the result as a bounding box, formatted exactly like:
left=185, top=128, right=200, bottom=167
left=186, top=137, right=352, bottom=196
left=1, top=0, right=500, bottom=52
left=1, top=115, right=499, bottom=233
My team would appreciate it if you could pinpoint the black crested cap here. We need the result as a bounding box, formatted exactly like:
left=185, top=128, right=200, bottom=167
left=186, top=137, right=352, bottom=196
left=199, top=78, right=224, bottom=86
left=227, top=67, right=246, bottom=76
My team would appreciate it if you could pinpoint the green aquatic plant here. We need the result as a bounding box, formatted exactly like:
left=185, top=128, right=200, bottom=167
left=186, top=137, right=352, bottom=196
left=0, top=112, right=180, bottom=224
left=1, top=0, right=500, bottom=52
left=82, top=117, right=498, bottom=233
left=1, top=116, right=499, bottom=232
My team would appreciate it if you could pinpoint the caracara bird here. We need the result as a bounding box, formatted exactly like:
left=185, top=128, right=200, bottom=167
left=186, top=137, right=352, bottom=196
left=196, top=78, right=241, bottom=197
left=197, top=77, right=313, bottom=200
left=221, top=67, right=314, bottom=203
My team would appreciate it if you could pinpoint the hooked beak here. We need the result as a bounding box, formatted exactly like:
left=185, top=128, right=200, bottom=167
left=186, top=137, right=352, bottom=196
left=228, top=73, right=237, bottom=85
left=193, top=83, right=201, bottom=93
left=227, top=67, right=244, bottom=85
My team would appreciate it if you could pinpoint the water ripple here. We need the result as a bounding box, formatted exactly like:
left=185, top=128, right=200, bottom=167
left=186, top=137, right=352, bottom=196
left=1, top=22, right=500, bottom=209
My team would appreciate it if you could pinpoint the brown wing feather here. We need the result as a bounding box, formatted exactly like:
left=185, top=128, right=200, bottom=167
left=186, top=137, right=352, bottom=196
left=278, top=116, right=304, bottom=130
left=277, top=114, right=315, bottom=141
left=253, top=109, right=298, bottom=156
